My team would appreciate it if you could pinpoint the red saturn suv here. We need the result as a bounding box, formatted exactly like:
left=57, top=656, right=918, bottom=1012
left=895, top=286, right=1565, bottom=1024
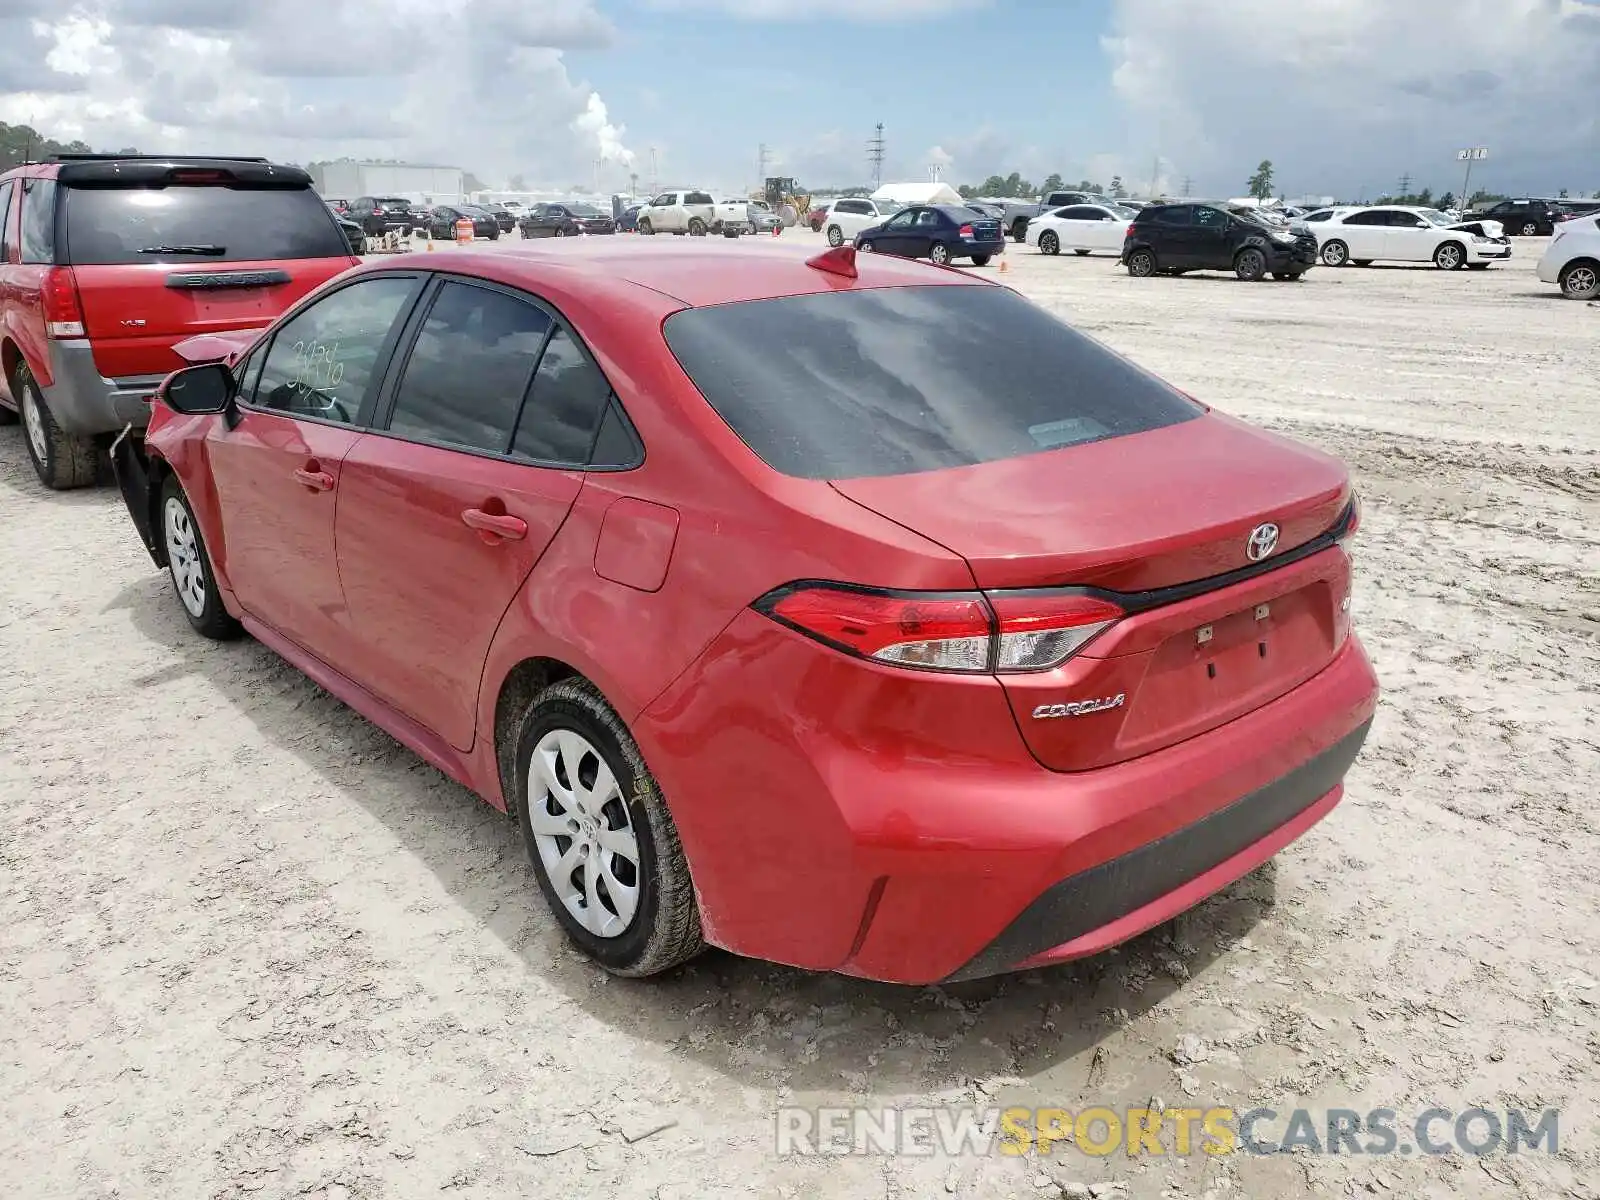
left=111, top=238, right=1378, bottom=985
left=0, top=154, right=359, bottom=489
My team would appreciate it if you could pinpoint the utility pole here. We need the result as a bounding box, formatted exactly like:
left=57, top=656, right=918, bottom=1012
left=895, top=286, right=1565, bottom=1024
left=867, top=123, right=886, bottom=190
left=1181, top=176, right=1193, bottom=198
left=1456, top=146, right=1488, bottom=207
left=1397, top=172, right=1412, bottom=198
left=758, top=143, right=769, bottom=188
left=648, top=147, right=658, bottom=195
left=1149, top=154, right=1161, bottom=198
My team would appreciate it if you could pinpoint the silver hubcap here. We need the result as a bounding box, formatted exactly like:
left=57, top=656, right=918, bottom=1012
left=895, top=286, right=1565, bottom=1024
left=1324, top=243, right=1346, bottom=265
left=1439, top=246, right=1460, bottom=268
left=828, top=227, right=842, bottom=246
left=21, top=386, right=48, bottom=463
left=931, top=246, right=949, bottom=263
left=163, top=496, right=208, bottom=618
left=1042, top=234, right=1056, bottom=253
left=859, top=242, right=873, bottom=253
left=528, top=730, right=640, bottom=938
left=1565, top=266, right=1596, bottom=295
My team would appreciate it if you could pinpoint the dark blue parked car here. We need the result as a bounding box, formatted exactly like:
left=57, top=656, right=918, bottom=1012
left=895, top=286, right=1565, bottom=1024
left=853, top=204, right=1006, bottom=266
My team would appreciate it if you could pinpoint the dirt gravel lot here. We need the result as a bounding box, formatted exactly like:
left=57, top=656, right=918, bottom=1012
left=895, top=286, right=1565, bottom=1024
left=2, top=230, right=1597, bottom=1200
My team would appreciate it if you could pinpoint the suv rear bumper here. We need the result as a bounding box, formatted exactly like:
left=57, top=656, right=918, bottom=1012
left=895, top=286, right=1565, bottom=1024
left=37, top=341, right=162, bottom=437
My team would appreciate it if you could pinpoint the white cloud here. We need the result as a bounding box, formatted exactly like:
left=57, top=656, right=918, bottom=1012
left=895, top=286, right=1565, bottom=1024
left=0, top=0, right=635, bottom=189
left=644, top=0, right=987, bottom=18
left=1107, top=0, right=1600, bottom=196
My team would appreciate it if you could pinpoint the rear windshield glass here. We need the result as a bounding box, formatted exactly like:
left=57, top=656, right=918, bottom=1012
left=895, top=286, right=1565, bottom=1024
left=662, top=284, right=1202, bottom=480
left=62, top=185, right=351, bottom=265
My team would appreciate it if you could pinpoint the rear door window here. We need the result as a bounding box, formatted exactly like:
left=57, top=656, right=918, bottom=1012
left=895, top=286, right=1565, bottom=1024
left=20, top=179, right=57, bottom=263
left=662, top=285, right=1202, bottom=480
left=1150, top=206, right=1192, bottom=227
left=385, top=280, right=552, bottom=455
left=61, top=185, right=350, bottom=265
left=686, top=192, right=713, bottom=205
left=0, top=181, right=14, bottom=259
left=510, top=327, right=613, bottom=465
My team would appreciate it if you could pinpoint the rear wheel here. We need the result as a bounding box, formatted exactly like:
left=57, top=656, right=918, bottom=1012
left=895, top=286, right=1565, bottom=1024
left=1126, top=248, right=1156, bottom=277
left=1234, top=247, right=1268, bottom=281
left=826, top=225, right=844, bottom=247
left=1272, top=271, right=1303, bottom=280
left=16, top=363, right=97, bottom=490
left=515, top=679, right=704, bottom=977
left=1038, top=230, right=1060, bottom=255
left=1009, top=219, right=1028, bottom=242
left=1559, top=259, right=1599, bottom=300
left=1433, top=241, right=1465, bottom=270
left=160, top=474, right=242, bottom=641
left=929, top=242, right=952, bottom=265
left=1320, top=239, right=1349, bottom=267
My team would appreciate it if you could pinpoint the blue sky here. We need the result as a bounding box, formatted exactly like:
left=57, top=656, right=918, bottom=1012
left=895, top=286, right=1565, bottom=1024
left=2, top=0, right=1596, bottom=201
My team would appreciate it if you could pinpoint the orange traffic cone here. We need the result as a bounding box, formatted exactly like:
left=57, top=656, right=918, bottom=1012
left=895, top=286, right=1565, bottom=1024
left=426, top=239, right=435, bottom=252
left=998, top=257, right=1010, bottom=274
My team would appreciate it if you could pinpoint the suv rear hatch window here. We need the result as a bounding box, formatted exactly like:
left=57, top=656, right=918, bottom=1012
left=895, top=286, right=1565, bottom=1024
left=60, top=177, right=355, bottom=378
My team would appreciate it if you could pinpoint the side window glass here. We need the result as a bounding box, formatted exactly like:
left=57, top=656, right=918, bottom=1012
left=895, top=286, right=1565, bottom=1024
left=253, top=276, right=416, bottom=424
left=235, top=342, right=268, bottom=403
left=511, top=326, right=612, bottom=464
left=1193, top=207, right=1223, bottom=228
left=589, top=400, right=641, bottom=469
left=1154, top=206, right=1191, bottom=227
left=0, top=181, right=14, bottom=260
left=19, top=179, right=57, bottom=264
left=388, top=281, right=552, bottom=454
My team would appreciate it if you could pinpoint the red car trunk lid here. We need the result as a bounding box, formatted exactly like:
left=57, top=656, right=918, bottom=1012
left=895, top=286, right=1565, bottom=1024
left=830, top=412, right=1355, bottom=770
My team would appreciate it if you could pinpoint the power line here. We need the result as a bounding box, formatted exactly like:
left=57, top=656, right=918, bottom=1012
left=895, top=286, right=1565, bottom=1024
left=867, top=123, right=886, bottom=190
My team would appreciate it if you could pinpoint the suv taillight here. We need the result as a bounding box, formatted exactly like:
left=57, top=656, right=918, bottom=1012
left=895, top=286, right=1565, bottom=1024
left=755, top=584, right=1122, bottom=674
left=42, top=268, right=86, bottom=339
left=1126, top=224, right=1136, bottom=238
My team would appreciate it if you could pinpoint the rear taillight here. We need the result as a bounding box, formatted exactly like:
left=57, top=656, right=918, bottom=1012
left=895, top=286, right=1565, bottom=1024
left=756, top=583, right=1123, bottom=674
left=42, top=267, right=86, bottom=339
left=1126, top=224, right=1136, bottom=238
left=958, top=223, right=975, bottom=238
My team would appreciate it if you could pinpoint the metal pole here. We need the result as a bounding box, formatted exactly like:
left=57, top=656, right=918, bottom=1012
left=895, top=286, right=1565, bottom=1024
left=1461, top=158, right=1474, bottom=208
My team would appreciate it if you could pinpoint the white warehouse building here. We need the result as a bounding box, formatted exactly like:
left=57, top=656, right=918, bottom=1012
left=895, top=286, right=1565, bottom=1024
left=317, top=161, right=466, bottom=203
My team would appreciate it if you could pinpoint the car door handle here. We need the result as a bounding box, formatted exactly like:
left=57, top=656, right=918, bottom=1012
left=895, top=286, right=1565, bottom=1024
left=293, top=467, right=334, bottom=492
left=461, top=507, right=527, bottom=541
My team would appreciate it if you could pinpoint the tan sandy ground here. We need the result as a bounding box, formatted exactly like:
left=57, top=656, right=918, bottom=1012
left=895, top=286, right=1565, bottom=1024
left=1, top=229, right=1596, bottom=1200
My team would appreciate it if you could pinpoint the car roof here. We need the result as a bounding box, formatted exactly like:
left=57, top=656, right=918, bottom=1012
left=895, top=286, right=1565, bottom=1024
left=354, top=238, right=989, bottom=309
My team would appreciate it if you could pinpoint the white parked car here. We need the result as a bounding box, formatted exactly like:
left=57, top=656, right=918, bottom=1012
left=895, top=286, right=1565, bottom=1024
left=637, top=190, right=748, bottom=236
left=1536, top=213, right=1600, bottom=300
left=1311, top=205, right=1511, bottom=270
left=822, top=197, right=904, bottom=246
left=1025, top=203, right=1138, bottom=256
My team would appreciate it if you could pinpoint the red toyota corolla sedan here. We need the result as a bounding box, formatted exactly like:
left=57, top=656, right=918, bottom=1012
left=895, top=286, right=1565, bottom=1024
left=113, top=238, right=1378, bottom=985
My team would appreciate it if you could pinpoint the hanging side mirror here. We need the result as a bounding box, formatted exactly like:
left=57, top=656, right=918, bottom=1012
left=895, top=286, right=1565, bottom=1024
left=158, top=362, right=236, bottom=416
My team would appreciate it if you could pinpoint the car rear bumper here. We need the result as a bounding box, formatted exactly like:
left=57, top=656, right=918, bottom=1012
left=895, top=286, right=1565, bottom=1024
left=36, top=340, right=164, bottom=436
left=635, top=611, right=1379, bottom=984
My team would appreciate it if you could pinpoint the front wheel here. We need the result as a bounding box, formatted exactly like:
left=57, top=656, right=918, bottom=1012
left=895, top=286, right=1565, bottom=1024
left=687, top=218, right=706, bottom=236
left=1073, top=248, right=1091, bottom=257
left=515, top=679, right=704, bottom=977
left=16, top=363, right=97, bottom=490
left=858, top=240, right=875, bottom=253
left=160, top=474, right=242, bottom=640
left=970, top=254, right=991, bottom=267
left=826, top=224, right=844, bottom=247
left=1559, top=259, right=1600, bottom=300
left=929, top=242, right=952, bottom=265
left=1433, top=241, right=1465, bottom=270
left=1038, top=230, right=1060, bottom=255
left=1126, top=249, right=1156, bottom=277
left=1320, top=239, right=1349, bottom=267
left=637, top=218, right=653, bottom=235
left=1234, top=247, right=1268, bottom=281
left=1520, top=222, right=1538, bottom=236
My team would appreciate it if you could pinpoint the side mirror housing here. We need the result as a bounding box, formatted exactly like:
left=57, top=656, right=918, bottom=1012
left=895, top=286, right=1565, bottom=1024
left=159, top=362, right=235, bottom=416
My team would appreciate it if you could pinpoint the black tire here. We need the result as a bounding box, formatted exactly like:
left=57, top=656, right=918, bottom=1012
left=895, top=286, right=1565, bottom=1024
left=1352, top=260, right=1373, bottom=267
left=1073, top=248, right=1091, bottom=256
left=971, top=254, right=991, bottom=266
left=1520, top=222, right=1538, bottom=236
left=1558, top=259, right=1600, bottom=300
left=487, top=228, right=500, bottom=241
left=929, top=242, right=952, bottom=265
left=514, top=679, right=704, bottom=977
left=15, top=362, right=97, bottom=490
left=637, top=218, right=653, bottom=235
left=1009, top=219, right=1028, bottom=242
left=159, top=473, right=242, bottom=640
left=826, top=224, right=844, bottom=247
left=0, top=399, right=15, bottom=425
left=1320, top=239, right=1349, bottom=267
left=687, top=218, right=706, bottom=237
left=1126, top=248, right=1156, bottom=277
left=858, top=240, right=875, bottom=253
left=1433, top=241, right=1465, bottom=270
left=1272, top=271, right=1302, bottom=280
left=1035, top=230, right=1059, bottom=255
left=1466, top=263, right=1490, bottom=271
left=1234, top=247, right=1268, bottom=281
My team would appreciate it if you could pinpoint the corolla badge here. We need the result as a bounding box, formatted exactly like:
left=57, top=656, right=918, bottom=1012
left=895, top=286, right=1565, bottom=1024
left=1032, top=694, right=1125, bottom=720
left=1246, top=522, right=1280, bottom=561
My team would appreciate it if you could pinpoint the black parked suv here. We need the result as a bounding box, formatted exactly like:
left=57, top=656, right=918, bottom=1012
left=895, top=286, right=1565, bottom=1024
left=1459, top=198, right=1568, bottom=236
left=1120, top=203, right=1318, bottom=281
left=348, top=196, right=416, bottom=236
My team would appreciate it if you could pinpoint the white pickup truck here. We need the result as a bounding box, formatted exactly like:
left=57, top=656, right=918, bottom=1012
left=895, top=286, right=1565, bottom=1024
left=637, top=190, right=748, bottom=236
